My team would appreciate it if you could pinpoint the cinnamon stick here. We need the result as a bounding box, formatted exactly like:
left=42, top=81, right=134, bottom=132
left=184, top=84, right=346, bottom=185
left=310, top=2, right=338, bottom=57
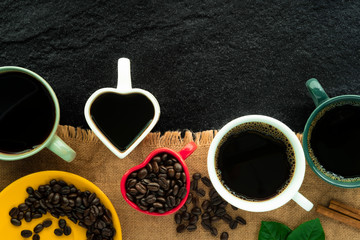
left=316, top=205, right=360, bottom=229
left=329, top=200, right=360, bottom=219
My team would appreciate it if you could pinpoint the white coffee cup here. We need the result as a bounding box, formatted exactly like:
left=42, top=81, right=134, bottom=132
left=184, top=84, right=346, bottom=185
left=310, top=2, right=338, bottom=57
left=84, top=58, right=160, bottom=159
left=207, top=115, right=313, bottom=212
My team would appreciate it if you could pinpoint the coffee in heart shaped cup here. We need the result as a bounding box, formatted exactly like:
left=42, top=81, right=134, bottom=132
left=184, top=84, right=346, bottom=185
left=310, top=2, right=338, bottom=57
left=84, top=58, right=160, bottom=159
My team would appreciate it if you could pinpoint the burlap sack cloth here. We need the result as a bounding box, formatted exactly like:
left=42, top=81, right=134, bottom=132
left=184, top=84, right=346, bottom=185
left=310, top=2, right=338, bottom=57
left=1, top=125, right=359, bottom=239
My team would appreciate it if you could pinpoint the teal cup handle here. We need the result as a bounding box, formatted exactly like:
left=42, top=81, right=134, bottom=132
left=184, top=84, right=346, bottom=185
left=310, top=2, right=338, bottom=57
left=306, top=78, right=329, bottom=106
left=47, top=135, right=76, bottom=162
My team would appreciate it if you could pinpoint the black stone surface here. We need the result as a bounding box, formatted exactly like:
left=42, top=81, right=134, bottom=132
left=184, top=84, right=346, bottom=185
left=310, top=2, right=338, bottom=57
left=1, top=1, right=360, bottom=133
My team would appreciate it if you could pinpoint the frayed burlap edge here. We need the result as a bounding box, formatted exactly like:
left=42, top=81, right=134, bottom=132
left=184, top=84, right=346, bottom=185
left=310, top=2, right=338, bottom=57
left=57, top=125, right=303, bottom=146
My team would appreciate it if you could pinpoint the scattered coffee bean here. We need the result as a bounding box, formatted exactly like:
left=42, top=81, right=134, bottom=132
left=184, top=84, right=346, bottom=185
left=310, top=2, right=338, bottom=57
left=9, top=207, right=19, bottom=218
left=193, top=173, right=201, bottom=180
left=175, top=213, right=182, bottom=224
left=33, top=224, right=44, bottom=233
left=64, top=226, right=72, bottom=236
left=59, top=219, right=66, bottom=229
left=173, top=172, right=247, bottom=238
left=201, top=177, right=212, bottom=187
left=33, top=233, right=40, bottom=240
left=229, top=220, right=238, bottom=229
left=196, top=188, right=206, bottom=197
left=235, top=216, right=247, bottom=225
left=21, top=230, right=32, bottom=238
left=43, top=219, right=52, bottom=227
left=220, top=232, right=229, bottom=240
left=187, top=224, right=197, bottom=232
left=211, top=227, right=218, bottom=236
left=176, top=224, right=186, bottom=233
left=11, top=218, right=21, bottom=226
left=54, top=228, right=63, bottom=236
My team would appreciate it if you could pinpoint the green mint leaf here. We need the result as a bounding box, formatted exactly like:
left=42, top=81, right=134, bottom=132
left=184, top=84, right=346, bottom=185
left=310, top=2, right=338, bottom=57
left=287, top=218, right=325, bottom=240
left=258, top=221, right=292, bottom=240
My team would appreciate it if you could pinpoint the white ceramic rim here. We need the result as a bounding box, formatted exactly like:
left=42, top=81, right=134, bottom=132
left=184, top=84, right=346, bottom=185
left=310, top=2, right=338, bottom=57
left=84, top=87, right=160, bottom=159
left=207, top=115, right=306, bottom=212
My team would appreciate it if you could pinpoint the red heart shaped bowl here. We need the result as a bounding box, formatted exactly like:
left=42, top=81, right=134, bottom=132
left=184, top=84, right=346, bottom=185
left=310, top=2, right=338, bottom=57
left=120, top=142, right=197, bottom=216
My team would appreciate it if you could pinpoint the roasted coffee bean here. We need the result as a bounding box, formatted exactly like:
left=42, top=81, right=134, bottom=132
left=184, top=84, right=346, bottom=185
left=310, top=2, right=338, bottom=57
left=211, top=227, right=218, bottom=236
left=168, top=168, right=175, bottom=178
left=43, top=219, right=52, bottom=227
left=54, top=228, right=63, bottom=236
left=18, top=203, right=29, bottom=211
left=32, top=234, right=40, bottom=240
left=17, top=211, right=24, bottom=220
left=25, top=211, right=32, bottom=222
left=189, top=215, right=198, bottom=225
left=202, top=200, right=210, bottom=210
left=167, top=196, right=176, bottom=208
left=34, top=224, right=44, bottom=233
left=196, top=188, right=205, bottom=197
left=157, top=197, right=166, bottom=204
left=11, top=218, right=21, bottom=226
left=215, top=208, right=226, bottom=217
left=222, top=214, right=232, bottom=224
left=193, top=173, right=201, bottom=180
left=161, top=153, right=168, bottom=161
left=187, top=224, right=197, bottom=232
left=186, top=193, right=193, bottom=205
left=146, top=163, right=153, bottom=173
left=52, top=184, right=62, bottom=193
left=201, top=212, right=210, bottom=220
left=231, top=205, right=238, bottom=210
left=26, top=187, right=35, bottom=195
left=135, top=183, right=147, bottom=195
left=211, top=216, right=221, bottom=222
left=153, top=202, right=163, bottom=208
left=221, top=232, right=229, bottom=240
left=211, top=196, right=223, bottom=206
left=173, top=185, right=179, bottom=196
left=201, top=220, right=211, bottom=230
left=147, top=182, right=160, bottom=191
left=182, top=212, right=190, bottom=220
left=230, top=220, right=238, bottom=229
left=141, top=179, right=151, bottom=186
left=130, top=172, right=137, bottom=178
left=178, top=187, right=187, bottom=199
left=176, top=224, right=186, bottom=233
left=21, top=230, right=33, bottom=238
left=174, top=163, right=182, bottom=172
left=190, top=180, right=198, bottom=191
left=33, top=213, right=42, bottom=219
left=60, top=186, right=71, bottom=195
left=209, top=188, right=217, bottom=198
left=174, top=213, right=182, bottom=224
left=179, top=205, right=187, bottom=212
left=175, top=172, right=181, bottom=180
left=138, top=168, right=148, bottom=179
left=159, top=166, right=167, bottom=174
left=64, top=226, right=72, bottom=236
left=200, top=177, right=212, bottom=187
left=192, top=196, right=199, bottom=206
left=236, top=216, right=247, bottom=225
left=127, top=179, right=137, bottom=188
left=219, top=201, right=228, bottom=208
left=181, top=173, right=187, bottom=182
left=191, top=207, right=202, bottom=216
left=59, top=219, right=66, bottom=229
left=145, top=195, right=157, bottom=204
left=9, top=207, right=19, bottom=218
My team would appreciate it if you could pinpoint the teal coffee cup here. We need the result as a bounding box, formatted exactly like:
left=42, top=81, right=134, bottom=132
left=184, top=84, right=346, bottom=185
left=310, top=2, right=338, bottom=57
left=0, top=66, right=76, bottom=162
left=303, top=78, right=360, bottom=188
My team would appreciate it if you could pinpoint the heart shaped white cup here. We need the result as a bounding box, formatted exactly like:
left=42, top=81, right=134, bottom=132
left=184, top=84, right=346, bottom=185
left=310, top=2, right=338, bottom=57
left=84, top=58, right=160, bottom=159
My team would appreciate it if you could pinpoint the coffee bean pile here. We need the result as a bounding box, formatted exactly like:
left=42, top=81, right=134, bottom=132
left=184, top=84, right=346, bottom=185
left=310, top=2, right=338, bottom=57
left=9, top=179, right=116, bottom=240
left=125, top=153, right=188, bottom=214
left=174, top=173, right=246, bottom=239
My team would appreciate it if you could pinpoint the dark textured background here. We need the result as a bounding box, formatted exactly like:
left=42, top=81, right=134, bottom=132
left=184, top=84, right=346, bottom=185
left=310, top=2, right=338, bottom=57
left=1, top=1, right=360, bottom=133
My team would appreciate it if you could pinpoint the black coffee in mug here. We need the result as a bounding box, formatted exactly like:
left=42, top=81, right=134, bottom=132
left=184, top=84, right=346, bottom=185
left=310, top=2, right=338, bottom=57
left=308, top=102, right=360, bottom=180
left=216, top=122, right=295, bottom=201
left=89, top=92, right=155, bottom=152
left=0, top=71, right=56, bottom=153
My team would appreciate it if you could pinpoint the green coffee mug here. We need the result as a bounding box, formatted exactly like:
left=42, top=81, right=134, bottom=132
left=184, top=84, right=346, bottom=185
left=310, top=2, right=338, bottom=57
left=303, top=78, right=360, bottom=188
left=0, top=66, right=76, bottom=162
